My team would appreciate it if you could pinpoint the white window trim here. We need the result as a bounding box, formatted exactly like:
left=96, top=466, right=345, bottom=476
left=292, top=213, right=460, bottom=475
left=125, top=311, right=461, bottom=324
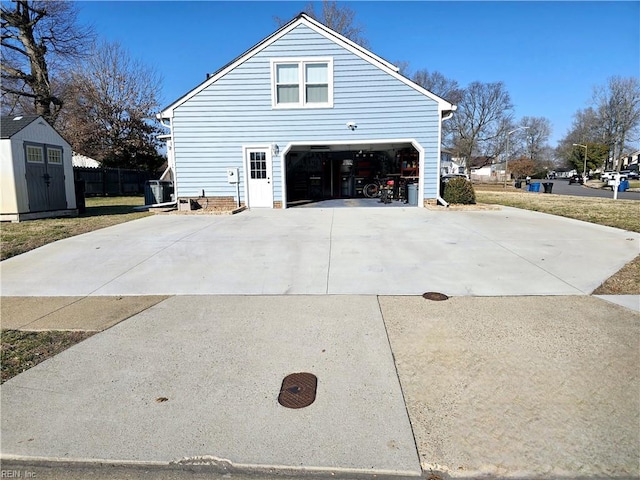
left=271, top=57, right=334, bottom=109
left=47, top=146, right=63, bottom=164
left=25, top=144, right=44, bottom=163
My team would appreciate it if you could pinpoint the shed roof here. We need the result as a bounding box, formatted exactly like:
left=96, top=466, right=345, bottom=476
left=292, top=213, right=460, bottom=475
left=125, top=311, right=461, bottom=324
left=1, top=115, right=42, bottom=139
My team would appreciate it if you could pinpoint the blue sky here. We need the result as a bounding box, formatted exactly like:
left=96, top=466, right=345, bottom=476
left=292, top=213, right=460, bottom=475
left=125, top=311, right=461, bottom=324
left=76, top=1, right=639, bottom=148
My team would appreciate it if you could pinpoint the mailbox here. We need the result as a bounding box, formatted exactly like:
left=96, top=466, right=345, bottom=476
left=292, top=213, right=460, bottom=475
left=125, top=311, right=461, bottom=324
left=227, top=168, right=239, bottom=184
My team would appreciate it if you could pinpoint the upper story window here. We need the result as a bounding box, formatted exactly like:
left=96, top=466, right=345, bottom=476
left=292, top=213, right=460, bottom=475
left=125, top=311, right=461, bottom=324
left=272, top=58, right=333, bottom=108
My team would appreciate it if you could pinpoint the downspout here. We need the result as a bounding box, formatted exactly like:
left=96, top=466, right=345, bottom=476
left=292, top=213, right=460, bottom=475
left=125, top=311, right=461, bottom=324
left=437, top=106, right=457, bottom=207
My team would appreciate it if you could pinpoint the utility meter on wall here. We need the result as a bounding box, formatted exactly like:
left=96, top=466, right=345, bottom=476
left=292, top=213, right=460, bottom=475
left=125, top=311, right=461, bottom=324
left=227, top=168, right=239, bottom=184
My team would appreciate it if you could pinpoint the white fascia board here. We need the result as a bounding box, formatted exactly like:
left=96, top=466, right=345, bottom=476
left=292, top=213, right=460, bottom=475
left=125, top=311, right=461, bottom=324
left=298, top=16, right=455, bottom=111
left=159, top=17, right=310, bottom=119
left=299, top=15, right=398, bottom=72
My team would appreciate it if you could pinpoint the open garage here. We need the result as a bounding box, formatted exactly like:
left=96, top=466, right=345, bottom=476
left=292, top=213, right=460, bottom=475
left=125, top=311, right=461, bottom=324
left=284, top=142, right=421, bottom=207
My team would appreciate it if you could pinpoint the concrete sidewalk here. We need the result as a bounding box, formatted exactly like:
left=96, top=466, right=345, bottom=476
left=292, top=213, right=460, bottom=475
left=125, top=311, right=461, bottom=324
left=1, top=296, right=421, bottom=478
left=0, top=296, right=167, bottom=331
left=1, top=294, right=638, bottom=479
left=382, top=295, right=639, bottom=479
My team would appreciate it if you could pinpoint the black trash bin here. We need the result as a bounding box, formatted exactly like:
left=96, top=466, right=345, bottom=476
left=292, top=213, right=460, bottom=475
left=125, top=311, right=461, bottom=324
left=542, top=182, right=554, bottom=194
left=145, top=180, right=174, bottom=204
left=514, top=180, right=522, bottom=189
left=74, top=180, right=86, bottom=214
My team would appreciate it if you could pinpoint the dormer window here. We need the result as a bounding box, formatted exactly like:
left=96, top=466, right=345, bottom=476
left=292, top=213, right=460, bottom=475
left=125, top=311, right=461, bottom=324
left=272, top=58, right=333, bottom=108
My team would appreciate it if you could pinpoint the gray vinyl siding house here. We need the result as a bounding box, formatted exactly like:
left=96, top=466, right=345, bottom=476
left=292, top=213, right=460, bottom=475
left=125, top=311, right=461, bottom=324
left=158, top=13, right=455, bottom=209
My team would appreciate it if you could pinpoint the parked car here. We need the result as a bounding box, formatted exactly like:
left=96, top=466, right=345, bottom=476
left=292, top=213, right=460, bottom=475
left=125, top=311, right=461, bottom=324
left=620, top=170, right=639, bottom=180
left=568, top=175, right=584, bottom=185
left=441, top=173, right=470, bottom=183
left=601, top=171, right=628, bottom=182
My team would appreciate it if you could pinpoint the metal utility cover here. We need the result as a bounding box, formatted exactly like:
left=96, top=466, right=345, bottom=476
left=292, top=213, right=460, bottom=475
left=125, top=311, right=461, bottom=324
left=422, top=291, right=449, bottom=301
left=278, top=372, right=317, bottom=409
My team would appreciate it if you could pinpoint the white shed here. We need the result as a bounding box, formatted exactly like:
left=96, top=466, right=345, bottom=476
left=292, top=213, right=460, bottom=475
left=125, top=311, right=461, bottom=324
left=1, top=115, right=77, bottom=222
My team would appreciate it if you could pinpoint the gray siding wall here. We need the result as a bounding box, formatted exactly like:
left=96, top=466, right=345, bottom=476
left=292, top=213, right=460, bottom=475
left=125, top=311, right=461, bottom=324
left=3, top=121, right=75, bottom=213
left=172, top=24, right=441, bottom=202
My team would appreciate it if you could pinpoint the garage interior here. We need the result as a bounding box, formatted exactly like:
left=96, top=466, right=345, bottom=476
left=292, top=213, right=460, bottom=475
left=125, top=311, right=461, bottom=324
left=285, top=144, right=419, bottom=206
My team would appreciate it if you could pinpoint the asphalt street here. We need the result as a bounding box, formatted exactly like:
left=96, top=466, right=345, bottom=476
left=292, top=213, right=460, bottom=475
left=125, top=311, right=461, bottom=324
left=525, top=179, right=640, bottom=199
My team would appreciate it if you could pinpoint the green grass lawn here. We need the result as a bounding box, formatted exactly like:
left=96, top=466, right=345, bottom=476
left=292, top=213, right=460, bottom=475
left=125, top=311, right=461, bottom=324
left=474, top=185, right=639, bottom=233
left=1, top=196, right=150, bottom=261
left=1, top=330, right=96, bottom=383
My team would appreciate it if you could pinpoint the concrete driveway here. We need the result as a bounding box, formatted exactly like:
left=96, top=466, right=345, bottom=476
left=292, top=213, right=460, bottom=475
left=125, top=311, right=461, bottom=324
left=1, top=206, right=638, bottom=296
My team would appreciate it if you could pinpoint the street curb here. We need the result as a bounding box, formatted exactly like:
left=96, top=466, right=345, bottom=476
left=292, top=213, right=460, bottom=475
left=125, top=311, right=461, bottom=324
left=1, top=455, right=423, bottom=479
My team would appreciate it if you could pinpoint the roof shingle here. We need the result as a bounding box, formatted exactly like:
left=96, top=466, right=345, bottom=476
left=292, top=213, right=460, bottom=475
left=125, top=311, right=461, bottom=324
left=0, top=115, right=42, bottom=139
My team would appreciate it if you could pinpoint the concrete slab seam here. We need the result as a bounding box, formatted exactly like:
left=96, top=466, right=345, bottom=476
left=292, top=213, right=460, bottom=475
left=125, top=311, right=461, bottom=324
left=325, top=209, right=335, bottom=295
left=458, top=222, right=586, bottom=295
left=376, top=295, right=423, bottom=470
left=6, top=297, right=85, bottom=330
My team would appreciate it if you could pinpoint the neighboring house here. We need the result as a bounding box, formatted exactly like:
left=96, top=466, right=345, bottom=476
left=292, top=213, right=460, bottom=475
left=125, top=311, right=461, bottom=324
left=440, top=148, right=464, bottom=175
left=555, top=168, right=577, bottom=178
left=157, top=13, right=456, bottom=209
left=1, top=115, right=77, bottom=222
left=469, top=156, right=496, bottom=181
left=451, top=156, right=468, bottom=174
left=72, top=153, right=101, bottom=168
left=620, top=151, right=639, bottom=170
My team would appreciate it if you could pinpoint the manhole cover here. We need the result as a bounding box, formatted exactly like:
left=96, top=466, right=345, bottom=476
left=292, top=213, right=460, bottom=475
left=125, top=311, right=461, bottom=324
left=278, top=372, right=317, bottom=409
left=422, top=292, right=449, bottom=301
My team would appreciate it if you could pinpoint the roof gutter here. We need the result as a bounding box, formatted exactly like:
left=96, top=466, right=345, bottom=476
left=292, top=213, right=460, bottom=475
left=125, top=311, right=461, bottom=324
left=441, top=104, right=457, bottom=121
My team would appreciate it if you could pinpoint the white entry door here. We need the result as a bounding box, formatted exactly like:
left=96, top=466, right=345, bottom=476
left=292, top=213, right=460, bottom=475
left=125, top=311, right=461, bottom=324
left=246, top=148, right=273, bottom=208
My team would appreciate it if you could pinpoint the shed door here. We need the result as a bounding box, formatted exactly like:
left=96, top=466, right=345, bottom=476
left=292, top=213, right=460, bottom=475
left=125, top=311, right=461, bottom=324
left=25, top=144, right=67, bottom=212
left=246, top=148, right=273, bottom=208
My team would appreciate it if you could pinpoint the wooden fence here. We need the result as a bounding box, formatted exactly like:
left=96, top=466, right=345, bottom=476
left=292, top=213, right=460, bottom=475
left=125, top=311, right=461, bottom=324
left=73, top=167, right=159, bottom=196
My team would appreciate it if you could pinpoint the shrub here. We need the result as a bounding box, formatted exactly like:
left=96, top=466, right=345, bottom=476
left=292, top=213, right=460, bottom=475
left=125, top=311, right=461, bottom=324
left=443, top=178, right=476, bottom=204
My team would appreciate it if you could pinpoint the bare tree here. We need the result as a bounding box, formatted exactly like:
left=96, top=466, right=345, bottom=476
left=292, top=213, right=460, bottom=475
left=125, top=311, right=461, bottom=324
left=58, top=41, right=164, bottom=171
left=511, top=116, right=552, bottom=162
left=412, top=69, right=463, bottom=105
left=411, top=69, right=463, bottom=148
left=450, top=81, right=514, bottom=169
left=276, top=0, right=368, bottom=47
left=592, top=76, right=640, bottom=170
left=1, top=0, right=93, bottom=124
left=556, top=108, right=609, bottom=172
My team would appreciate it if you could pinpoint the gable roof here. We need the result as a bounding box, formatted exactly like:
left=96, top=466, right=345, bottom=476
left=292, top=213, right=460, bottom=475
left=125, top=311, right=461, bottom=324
left=469, top=156, right=495, bottom=168
left=158, top=13, right=456, bottom=119
left=1, top=115, right=42, bottom=139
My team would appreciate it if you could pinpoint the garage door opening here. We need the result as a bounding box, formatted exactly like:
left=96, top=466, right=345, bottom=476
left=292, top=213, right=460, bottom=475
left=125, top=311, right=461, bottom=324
left=285, top=143, right=419, bottom=207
